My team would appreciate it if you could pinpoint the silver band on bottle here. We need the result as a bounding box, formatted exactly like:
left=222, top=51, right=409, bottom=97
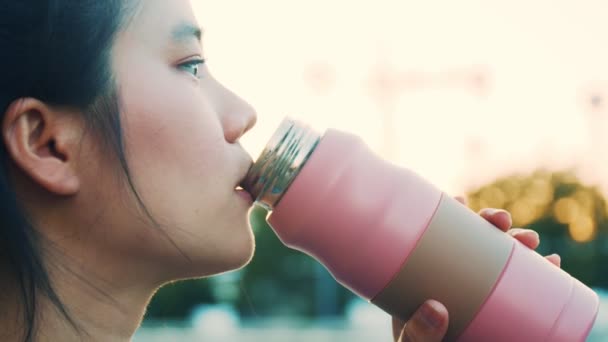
left=241, top=118, right=321, bottom=210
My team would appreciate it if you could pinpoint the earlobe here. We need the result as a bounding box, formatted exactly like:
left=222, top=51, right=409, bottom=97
left=2, top=98, right=81, bottom=196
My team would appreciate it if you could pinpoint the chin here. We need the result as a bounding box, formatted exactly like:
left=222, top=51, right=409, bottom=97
left=202, top=229, right=256, bottom=277
left=173, top=245, right=255, bottom=280
left=224, top=231, right=256, bottom=271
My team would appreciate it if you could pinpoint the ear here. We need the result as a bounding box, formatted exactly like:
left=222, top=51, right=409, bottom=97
left=2, top=98, right=81, bottom=196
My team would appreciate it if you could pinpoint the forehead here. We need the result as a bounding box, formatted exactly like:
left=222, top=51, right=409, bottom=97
left=126, top=0, right=199, bottom=43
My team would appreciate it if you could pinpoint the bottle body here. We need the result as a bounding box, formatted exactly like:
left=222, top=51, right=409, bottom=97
left=244, top=121, right=599, bottom=341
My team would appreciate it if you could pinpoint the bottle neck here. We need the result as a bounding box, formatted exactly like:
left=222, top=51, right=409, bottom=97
left=241, top=118, right=321, bottom=211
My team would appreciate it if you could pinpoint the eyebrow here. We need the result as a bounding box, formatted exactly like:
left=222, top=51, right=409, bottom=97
left=171, top=22, right=203, bottom=43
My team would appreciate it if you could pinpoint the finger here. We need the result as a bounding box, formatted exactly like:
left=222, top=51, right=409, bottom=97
left=508, top=228, right=540, bottom=250
left=392, top=316, right=407, bottom=341
left=454, top=196, right=467, bottom=205
left=545, top=254, right=561, bottom=267
left=398, top=300, right=448, bottom=342
left=479, top=208, right=512, bottom=231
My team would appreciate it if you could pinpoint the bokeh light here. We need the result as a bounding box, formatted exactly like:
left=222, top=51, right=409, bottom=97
left=569, top=214, right=596, bottom=243
left=554, top=197, right=581, bottom=225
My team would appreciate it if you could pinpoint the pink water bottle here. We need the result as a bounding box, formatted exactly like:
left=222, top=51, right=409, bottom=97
left=242, top=118, right=599, bottom=341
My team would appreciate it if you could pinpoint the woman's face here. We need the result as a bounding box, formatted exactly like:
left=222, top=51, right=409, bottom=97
left=85, top=0, right=258, bottom=280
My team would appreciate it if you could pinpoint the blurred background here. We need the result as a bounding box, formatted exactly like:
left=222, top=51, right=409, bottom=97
left=135, top=0, right=608, bottom=340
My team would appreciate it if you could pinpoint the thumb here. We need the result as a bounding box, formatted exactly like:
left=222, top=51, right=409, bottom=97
left=398, top=300, right=449, bottom=342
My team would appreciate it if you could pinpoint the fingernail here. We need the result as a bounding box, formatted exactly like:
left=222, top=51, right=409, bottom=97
left=514, top=229, right=539, bottom=239
left=484, top=208, right=508, bottom=216
left=419, top=301, right=444, bottom=330
left=483, top=208, right=499, bottom=215
left=551, top=253, right=562, bottom=266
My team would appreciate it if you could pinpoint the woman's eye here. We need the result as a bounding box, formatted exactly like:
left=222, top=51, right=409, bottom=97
left=178, top=58, right=205, bottom=78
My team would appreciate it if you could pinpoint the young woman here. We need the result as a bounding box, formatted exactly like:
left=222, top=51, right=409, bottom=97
left=0, top=1, right=559, bottom=341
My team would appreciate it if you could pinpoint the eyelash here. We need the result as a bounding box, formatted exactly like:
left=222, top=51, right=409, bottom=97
left=177, top=58, right=206, bottom=78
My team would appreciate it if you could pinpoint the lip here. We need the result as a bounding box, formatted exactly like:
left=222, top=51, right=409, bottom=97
left=234, top=156, right=255, bottom=203
left=236, top=157, right=254, bottom=185
left=235, top=187, right=254, bottom=203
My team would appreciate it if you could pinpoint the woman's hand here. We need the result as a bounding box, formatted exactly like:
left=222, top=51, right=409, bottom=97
left=391, top=198, right=561, bottom=342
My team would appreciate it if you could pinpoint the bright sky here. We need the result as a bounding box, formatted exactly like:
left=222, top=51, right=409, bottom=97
left=193, top=0, right=608, bottom=195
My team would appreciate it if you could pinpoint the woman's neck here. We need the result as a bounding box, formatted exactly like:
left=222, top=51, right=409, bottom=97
left=0, top=254, right=160, bottom=342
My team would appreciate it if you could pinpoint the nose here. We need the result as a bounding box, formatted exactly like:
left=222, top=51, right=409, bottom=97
left=219, top=90, right=258, bottom=144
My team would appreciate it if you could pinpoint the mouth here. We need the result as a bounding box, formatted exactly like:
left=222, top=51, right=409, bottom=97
left=234, top=159, right=255, bottom=202
left=235, top=162, right=253, bottom=189
left=234, top=186, right=254, bottom=203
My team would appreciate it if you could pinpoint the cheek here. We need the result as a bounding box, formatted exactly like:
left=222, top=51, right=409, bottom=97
left=117, top=61, right=229, bottom=208
left=122, top=64, right=222, bottom=165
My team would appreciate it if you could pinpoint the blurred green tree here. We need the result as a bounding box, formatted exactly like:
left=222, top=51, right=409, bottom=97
left=146, top=278, right=215, bottom=320
left=466, top=170, right=608, bottom=287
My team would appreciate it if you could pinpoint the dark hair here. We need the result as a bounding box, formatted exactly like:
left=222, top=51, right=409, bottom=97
left=0, top=1, right=138, bottom=340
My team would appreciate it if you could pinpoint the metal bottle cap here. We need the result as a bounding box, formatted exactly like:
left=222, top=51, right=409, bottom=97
left=241, top=118, right=321, bottom=210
